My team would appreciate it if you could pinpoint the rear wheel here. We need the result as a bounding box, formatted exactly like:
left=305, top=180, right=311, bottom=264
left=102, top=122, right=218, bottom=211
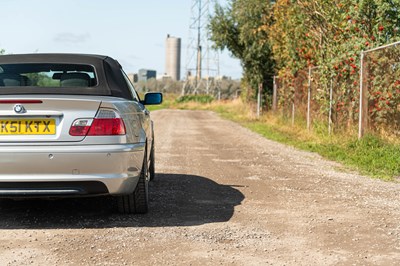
left=117, top=155, right=149, bottom=214
left=149, top=141, right=155, bottom=181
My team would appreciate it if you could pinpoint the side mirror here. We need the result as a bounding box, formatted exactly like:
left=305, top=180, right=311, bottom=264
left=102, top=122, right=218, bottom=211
left=142, top=92, right=163, bottom=105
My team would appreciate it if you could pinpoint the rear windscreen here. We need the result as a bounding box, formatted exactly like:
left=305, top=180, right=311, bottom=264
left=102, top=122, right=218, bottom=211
left=0, top=63, right=110, bottom=96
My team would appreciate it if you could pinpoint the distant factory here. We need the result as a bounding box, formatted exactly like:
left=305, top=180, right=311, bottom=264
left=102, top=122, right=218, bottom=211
left=127, top=69, right=156, bottom=83
left=165, top=34, right=181, bottom=81
left=138, top=69, right=156, bottom=82
left=129, top=34, right=181, bottom=83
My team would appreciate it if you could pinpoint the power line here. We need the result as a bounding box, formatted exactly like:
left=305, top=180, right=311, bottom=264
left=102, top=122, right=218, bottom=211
left=183, top=0, right=220, bottom=95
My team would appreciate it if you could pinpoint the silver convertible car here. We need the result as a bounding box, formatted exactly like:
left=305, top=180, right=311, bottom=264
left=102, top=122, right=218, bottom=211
left=0, top=53, right=162, bottom=214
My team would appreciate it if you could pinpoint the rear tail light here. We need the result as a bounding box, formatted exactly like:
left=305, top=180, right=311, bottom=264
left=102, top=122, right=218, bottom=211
left=69, top=109, right=126, bottom=136
left=69, top=119, right=93, bottom=136
left=88, top=118, right=125, bottom=136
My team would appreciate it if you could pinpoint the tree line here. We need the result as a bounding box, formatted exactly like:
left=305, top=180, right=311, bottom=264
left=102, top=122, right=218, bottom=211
left=209, top=0, right=400, bottom=101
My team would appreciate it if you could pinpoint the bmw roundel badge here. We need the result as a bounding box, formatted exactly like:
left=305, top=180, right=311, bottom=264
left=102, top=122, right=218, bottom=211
left=14, top=104, right=26, bottom=114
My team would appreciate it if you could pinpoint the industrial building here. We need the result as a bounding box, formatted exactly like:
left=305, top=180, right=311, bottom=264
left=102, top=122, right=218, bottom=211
left=127, top=73, right=138, bottom=83
left=138, top=69, right=157, bottom=82
left=165, top=34, right=181, bottom=81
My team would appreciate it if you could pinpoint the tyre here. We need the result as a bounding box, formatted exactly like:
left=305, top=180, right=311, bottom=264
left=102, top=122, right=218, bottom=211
left=117, top=154, right=149, bottom=214
left=149, top=141, right=155, bottom=181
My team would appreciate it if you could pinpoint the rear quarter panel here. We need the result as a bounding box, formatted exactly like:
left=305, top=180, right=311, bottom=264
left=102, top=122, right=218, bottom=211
left=100, top=99, right=150, bottom=146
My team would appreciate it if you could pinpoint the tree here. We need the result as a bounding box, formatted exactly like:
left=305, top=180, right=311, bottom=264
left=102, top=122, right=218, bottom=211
left=268, top=0, right=400, bottom=128
left=211, top=0, right=400, bottom=131
left=209, top=0, right=275, bottom=100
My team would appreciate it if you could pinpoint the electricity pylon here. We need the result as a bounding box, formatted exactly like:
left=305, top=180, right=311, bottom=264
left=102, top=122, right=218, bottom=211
left=183, top=0, right=220, bottom=96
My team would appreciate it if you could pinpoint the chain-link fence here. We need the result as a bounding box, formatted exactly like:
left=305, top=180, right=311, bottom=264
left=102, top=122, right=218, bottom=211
left=360, top=42, right=400, bottom=137
left=271, top=41, right=400, bottom=138
left=273, top=70, right=309, bottom=125
left=273, top=67, right=360, bottom=135
left=274, top=67, right=332, bottom=130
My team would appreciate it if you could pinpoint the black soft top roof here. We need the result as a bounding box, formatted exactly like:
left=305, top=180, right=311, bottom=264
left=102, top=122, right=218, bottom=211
left=0, top=53, right=108, bottom=64
left=0, top=53, right=133, bottom=100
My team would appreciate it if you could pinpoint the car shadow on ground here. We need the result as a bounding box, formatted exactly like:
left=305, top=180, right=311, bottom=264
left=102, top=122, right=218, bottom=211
left=0, top=173, right=244, bottom=229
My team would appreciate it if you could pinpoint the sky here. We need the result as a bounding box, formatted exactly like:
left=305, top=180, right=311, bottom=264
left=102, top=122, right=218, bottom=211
left=0, top=0, right=242, bottom=79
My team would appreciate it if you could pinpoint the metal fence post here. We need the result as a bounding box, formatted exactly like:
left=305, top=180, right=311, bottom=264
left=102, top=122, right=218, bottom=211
left=272, top=76, right=278, bottom=112
left=292, top=102, right=295, bottom=126
left=328, top=77, right=333, bottom=135
left=257, top=83, right=262, bottom=118
left=307, top=67, right=312, bottom=131
left=358, top=51, right=366, bottom=139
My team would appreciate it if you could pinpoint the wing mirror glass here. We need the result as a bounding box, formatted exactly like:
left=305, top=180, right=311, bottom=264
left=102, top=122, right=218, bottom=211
left=142, top=92, right=163, bottom=105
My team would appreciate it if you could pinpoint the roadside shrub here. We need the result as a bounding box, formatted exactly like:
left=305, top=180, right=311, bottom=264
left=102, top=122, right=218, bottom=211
left=176, top=95, right=214, bottom=104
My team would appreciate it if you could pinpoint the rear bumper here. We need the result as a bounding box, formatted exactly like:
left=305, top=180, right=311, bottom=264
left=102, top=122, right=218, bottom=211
left=0, top=143, right=145, bottom=197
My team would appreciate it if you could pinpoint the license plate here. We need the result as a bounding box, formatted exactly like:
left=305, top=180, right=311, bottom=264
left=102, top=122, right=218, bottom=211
left=0, top=119, right=56, bottom=135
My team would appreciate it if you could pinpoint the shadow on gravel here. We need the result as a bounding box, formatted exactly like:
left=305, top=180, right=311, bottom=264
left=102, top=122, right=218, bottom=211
left=0, top=173, right=244, bottom=229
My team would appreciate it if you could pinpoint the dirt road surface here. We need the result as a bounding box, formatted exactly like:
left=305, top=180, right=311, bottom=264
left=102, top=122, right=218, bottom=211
left=0, top=109, right=399, bottom=265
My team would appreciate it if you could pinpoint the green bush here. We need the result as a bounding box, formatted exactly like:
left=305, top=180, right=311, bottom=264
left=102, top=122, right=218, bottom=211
left=175, top=95, right=214, bottom=104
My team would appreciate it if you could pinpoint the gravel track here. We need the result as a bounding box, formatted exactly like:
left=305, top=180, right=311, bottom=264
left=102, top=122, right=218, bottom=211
left=0, top=109, right=399, bottom=265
